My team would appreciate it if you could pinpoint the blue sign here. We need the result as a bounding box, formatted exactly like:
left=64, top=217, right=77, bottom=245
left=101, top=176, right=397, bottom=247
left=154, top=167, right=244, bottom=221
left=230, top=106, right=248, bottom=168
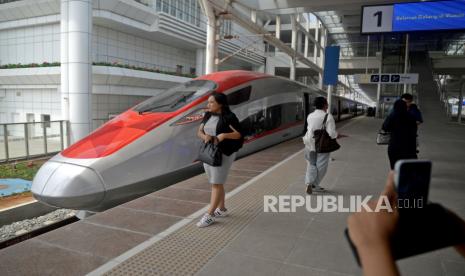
left=391, top=75, right=400, bottom=82
left=393, top=0, right=465, bottom=32
left=323, top=46, right=340, bottom=86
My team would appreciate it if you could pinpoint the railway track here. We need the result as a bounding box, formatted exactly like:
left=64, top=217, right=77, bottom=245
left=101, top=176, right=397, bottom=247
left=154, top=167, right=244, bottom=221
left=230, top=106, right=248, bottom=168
left=0, top=216, right=79, bottom=249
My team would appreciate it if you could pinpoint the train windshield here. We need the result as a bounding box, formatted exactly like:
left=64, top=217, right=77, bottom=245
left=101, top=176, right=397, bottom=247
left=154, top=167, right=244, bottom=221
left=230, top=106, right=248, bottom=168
left=134, top=80, right=217, bottom=113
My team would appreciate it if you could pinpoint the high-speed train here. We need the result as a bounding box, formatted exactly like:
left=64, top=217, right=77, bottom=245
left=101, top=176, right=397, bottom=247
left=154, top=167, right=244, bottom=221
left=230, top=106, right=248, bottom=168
left=32, top=70, right=366, bottom=211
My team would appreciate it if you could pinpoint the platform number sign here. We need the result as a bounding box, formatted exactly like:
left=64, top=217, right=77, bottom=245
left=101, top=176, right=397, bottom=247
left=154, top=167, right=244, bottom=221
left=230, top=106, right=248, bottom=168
left=362, top=5, right=394, bottom=34
left=374, top=11, right=382, bottom=27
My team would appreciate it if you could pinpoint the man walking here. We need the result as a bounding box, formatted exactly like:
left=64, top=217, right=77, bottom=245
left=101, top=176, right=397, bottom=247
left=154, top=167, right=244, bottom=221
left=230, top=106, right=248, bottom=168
left=303, top=97, right=338, bottom=194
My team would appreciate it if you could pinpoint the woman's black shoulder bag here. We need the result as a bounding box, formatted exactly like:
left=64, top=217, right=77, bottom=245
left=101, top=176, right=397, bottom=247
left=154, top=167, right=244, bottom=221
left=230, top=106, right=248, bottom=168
left=199, top=142, right=222, bottom=167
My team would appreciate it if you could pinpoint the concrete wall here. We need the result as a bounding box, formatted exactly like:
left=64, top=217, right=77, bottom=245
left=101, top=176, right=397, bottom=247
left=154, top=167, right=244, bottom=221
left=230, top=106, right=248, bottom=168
left=0, top=23, right=61, bottom=65
left=92, top=25, right=196, bottom=74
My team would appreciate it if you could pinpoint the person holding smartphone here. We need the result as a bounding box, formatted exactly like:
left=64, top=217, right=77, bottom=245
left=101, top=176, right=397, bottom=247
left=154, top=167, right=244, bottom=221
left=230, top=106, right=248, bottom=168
left=347, top=171, right=465, bottom=276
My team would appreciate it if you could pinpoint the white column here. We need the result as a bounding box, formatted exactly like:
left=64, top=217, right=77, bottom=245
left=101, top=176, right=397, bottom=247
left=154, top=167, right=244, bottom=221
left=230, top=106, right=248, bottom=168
left=313, top=20, right=319, bottom=64
left=304, top=19, right=309, bottom=58
left=275, top=15, right=281, bottom=54
left=60, top=0, right=69, bottom=122
left=318, top=26, right=326, bottom=89
left=459, top=81, right=464, bottom=124
left=202, top=0, right=217, bottom=74
left=61, top=0, right=92, bottom=144
left=403, top=34, right=409, bottom=94
left=327, top=85, right=332, bottom=113
left=376, top=35, right=384, bottom=118
left=365, top=35, right=370, bottom=74
left=195, top=48, right=205, bottom=76
left=275, top=15, right=281, bottom=39
left=251, top=10, right=257, bottom=23
left=290, top=15, right=297, bottom=80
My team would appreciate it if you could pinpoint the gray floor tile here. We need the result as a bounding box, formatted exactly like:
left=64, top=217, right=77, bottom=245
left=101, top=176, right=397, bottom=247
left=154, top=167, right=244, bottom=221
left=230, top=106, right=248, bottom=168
left=224, top=227, right=299, bottom=262
left=247, top=212, right=312, bottom=238
left=397, top=255, right=444, bottom=276
left=277, top=264, right=353, bottom=276
left=436, top=247, right=465, bottom=263
left=0, top=239, right=107, bottom=276
left=300, top=217, right=348, bottom=244
left=285, top=238, right=360, bottom=275
left=196, top=250, right=283, bottom=276
left=442, top=260, right=465, bottom=276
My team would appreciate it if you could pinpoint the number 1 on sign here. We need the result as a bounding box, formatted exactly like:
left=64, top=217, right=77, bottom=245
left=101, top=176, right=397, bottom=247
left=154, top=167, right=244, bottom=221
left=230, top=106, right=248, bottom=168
left=374, top=11, right=382, bottom=27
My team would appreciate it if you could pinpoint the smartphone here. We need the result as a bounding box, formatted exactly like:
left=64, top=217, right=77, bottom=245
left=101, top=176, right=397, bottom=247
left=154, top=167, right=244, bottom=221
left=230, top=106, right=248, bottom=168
left=394, top=159, right=432, bottom=211
left=345, top=203, right=465, bottom=266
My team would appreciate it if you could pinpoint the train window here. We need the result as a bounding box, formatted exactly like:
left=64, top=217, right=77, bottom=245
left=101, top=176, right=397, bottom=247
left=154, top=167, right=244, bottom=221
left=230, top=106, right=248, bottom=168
left=133, top=80, right=217, bottom=113
left=241, top=110, right=266, bottom=139
left=241, top=101, right=304, bottom=140
left=282, top=102, right=304, bottom=125
left=227, top=86, right=251, bottom=106
left=265, top=105, right=282, bottom=131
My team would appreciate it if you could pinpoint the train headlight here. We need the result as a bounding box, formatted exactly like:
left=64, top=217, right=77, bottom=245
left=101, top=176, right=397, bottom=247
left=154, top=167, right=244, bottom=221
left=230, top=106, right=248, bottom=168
left=170, top=109, right=206, bottom=126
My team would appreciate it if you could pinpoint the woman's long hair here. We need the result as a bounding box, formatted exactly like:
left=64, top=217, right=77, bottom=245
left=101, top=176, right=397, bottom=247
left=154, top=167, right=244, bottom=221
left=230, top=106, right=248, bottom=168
left=392, top=99, right=408, bottom=115
left=210, top=92, right=232, bottom=114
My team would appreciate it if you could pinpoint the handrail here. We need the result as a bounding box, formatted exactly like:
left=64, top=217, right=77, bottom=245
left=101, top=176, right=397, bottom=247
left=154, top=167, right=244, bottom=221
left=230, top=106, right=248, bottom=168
left=0, top=121, right=69, bottom=163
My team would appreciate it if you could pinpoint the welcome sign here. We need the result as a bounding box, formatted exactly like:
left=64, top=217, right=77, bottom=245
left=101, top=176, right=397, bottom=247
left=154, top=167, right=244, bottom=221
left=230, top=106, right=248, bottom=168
left=362, top=0, right=465, bottom=33
left=393, top=0, right=465, bottom=32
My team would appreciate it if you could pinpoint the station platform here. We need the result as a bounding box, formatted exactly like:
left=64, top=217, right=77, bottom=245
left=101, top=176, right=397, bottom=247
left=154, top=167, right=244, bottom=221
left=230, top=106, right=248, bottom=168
left=1, top=115, right=464, bottom=276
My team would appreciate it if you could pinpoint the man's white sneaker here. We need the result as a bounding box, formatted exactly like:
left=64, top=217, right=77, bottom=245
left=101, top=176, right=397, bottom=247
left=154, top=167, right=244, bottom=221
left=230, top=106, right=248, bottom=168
left=213, top=208, right=228, bottom=217
left=196, top=213, right=215, bottom=228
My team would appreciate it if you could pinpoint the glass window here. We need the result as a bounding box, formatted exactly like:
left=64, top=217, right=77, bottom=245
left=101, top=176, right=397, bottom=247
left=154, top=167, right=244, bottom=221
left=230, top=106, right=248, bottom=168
left=41, top=114, right=51, bottom=128
left=265, top=105, right=282, bottom=131
left=170, top=0, right=176, bottom=16
left=241, top=101, right=304, bottom=139
left=133, top=80, right=217, bottom=113
left=227, top=86, right=251, bottom=106
left=190, top=0, right=196, bottom=24
left=176, top=64, right=183, bottom=74
left=162, top=0, right=169, bottom=13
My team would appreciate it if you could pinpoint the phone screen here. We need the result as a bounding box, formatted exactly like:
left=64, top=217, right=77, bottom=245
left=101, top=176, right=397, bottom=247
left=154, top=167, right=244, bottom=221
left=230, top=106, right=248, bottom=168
left=395, top=160, right=431, bottom=210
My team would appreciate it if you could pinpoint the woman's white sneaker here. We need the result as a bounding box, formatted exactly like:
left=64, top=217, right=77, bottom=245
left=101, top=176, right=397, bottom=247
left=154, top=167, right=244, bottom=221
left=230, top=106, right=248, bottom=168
left=196, top=213, right=215, bottom=228
left=213, top=208, right=228, bottom=217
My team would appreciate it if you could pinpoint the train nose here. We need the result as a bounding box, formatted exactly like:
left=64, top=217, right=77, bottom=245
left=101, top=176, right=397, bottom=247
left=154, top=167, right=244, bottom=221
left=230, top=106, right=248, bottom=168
left=32, top=161, right=105, bottom=210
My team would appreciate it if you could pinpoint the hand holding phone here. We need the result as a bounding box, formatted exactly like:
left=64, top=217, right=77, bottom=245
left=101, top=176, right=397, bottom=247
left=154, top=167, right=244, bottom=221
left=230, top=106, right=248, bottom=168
left=345, top=163, right=465, bottom=267
left=394, top=160, right=432, bottom=211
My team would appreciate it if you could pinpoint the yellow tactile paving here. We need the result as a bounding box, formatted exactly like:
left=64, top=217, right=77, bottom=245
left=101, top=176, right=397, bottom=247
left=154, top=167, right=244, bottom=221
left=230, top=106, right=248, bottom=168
left=104, top=150, right=305, bottom=276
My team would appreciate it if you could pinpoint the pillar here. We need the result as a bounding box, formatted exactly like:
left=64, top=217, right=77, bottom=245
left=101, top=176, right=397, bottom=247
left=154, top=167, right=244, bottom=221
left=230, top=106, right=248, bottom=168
left=61, top=0, right=92, bottom=144
left=202, top=0, right=217, bottom=74
left=290, top=15, right=297, bottom=80
left=195, top=48, right=205, bottom=76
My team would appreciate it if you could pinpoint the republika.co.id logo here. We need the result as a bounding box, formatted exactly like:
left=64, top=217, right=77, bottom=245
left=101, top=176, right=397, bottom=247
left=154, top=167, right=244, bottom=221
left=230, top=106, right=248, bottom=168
left=263, top=195, right=424, bottom=213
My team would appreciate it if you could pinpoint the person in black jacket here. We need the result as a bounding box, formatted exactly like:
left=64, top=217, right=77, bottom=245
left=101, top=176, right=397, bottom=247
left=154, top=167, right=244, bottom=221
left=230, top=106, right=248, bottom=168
left=382, top=99, right=418, bottom=169
left=196, top=92, right=244, bottom=227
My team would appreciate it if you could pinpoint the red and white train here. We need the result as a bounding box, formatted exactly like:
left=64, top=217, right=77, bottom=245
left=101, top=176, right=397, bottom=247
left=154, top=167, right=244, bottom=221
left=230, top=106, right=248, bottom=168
left=32, top=70, right=366, bottom=211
